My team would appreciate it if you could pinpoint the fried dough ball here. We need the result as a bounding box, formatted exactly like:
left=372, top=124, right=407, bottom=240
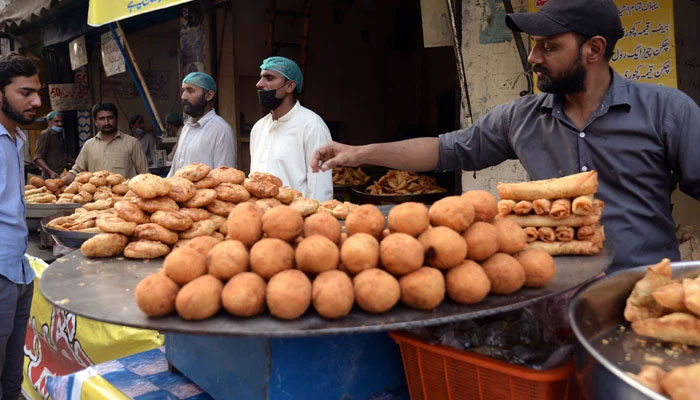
left=93, top=170, right=110, bottom=178
left=207, top=240, right=249, bottom=280
left=340, top=233, right=379, bottom=275
left=205, top=199, right=235, bottom=217
left=429, top=196, right=475, bottom=232
left=353, top=268, right=400, bottom=313
left=256, top=198, right=282, bottom=212
left=226, top=203, right=263, bottom=246
left=312, top=270, right=354, bottom=319
left=164, top=246, right=207, bottom=285
left=72, top=191, right=93, bottom=203
left=462, top=190, right=498, bottom=222
left=289, top=197, right=319, bottom=217
left=29, top=176, right=44, bottom=188
left=275, top=186, right=296, bottom=204
left=210, top=231, right=225, bottom=241
left=209, top=166, right=246, bottom=184
left=185, top=235, right=222, bottom=256
left=111, top=183, right=129, bottom=195
left=124, top=190, right=137, bottom=199
left=462, top=222, right=499, bottom=261
left=250, top=238, right=294, bottom=279
left=179, top=219, right=217, bottom=239
left=345, top=204, right=385, bottom=239
left=388, top=202, right=430, bottom=237
left=129, top=173, right=170, bottom=199
left=123, top=240, right=170, bottom=259
left=176, top=275, right=223, bottom=320
left=182, top=189, right=217, bottom=208
left=64, top=181, right=81, bottom=194
left=194, top=176, right=220, bottom=189
left=44, top=178, right=64, bottom=192
left=114, top=200, right=150, bottom=224
left=88, top=176, right=107, bottom=187
left=243, top=178, right=279, bottom=198
left=380, top=233, right=424, bottom=276
left=179, top=207, right=210, bottom=222
left=446, top=260, right=491, bottom=304
left=418, top=227, right=467, bottom=269
left=514, top=249, right=556, bottom=287
left=481, top=253, right=526, bottom=294
left=135, top=223, right=179, bottom=245
left=209, top=214, right=227, bottom=230
left=135, top=196, right=179, bottom=214
left=175, top=162, right=211, bottom=182
left=219, top=221, right=228, bottom=235
left=83, top=198, right=114, bottom=211
left=267, top=270, right=312, bottom=320
left=106, top=173, right=126, bottom=186
left=214, top=183, right=250, bottom=203
left=75, top=172, right=92, bottom=184
left=81, top=233, right=129, bottom=258
left=400, top=267, right=445, bottom=310
left=135, top=273, right=179, bottom=317
left=165, top=176, right=196, bottom=203
left=96, top=216, right=136, bottom=235
left=296, top=235, right=340, bottom=274
left=93, top=191, right=111, bottom=201
left=493, top=219, right=527, bottom=254
left=150, top=210, right=193, bottom=231
left=304, top=212, right=342, bottom=244
left=249, top=171, right=283, bottom=187
left=262, top=205, right=303, bottom=242
left=222, top=272, right=266, bottom=317
left=81, top=183, right=98, bottom=194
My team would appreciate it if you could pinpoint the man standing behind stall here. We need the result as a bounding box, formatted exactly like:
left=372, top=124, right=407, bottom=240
left=167, top=72, right=236, bottom=177
left=62, top=103, right=148, bottom=184
left=129, top=114, right=158, bottom=165
left=250, top=56, right=332, bottom=201
left=0, top=53, right=41, bottom=400
left=33, top=110, right=71, bottom=179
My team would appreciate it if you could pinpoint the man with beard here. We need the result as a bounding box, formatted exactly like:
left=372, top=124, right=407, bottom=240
left=167, top=72, right=235, bottom=177
left=250, top=56, right=332, bottom=201
left=129, top=114, right=158, bottom=165
left=0, top=53, right=41, bottom=399
left=63, top=103, right=148, bottom=183
left=311, top=0, right=700, bottom=271
left=33, top=110, right=72, bottom=179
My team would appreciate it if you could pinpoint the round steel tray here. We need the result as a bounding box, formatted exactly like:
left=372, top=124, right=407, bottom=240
left=41, top=211, right=98, bottom=248
left=39, top=247, right=612, bottom=338
left=351, top=187, right=449, bottom=205
left=26, top=202, right=82, bottom=219
left=569, top=261, right=700, bottom=400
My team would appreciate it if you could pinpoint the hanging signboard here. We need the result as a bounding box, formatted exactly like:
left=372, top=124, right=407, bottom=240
left=48, top=83, right=91, bottom=111
left=69, top=36, right=88, bottom=71
left=101, top=28, right=126, bottom=77
left=88, top=0, right=194, bottom=26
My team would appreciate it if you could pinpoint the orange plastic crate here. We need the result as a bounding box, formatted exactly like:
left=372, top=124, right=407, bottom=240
left=390, top=331, right=582, bottom=400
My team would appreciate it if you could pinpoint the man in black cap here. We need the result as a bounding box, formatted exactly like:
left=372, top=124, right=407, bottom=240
left=311, top=0, right=700, bottom=271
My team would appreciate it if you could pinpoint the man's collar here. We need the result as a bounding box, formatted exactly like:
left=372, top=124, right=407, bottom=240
left=96, top=130, right=124, bottom=140
left=187, top=109, right=216, bottom=127
left=539, top=68, right=632, bottom=112
left=275, top=100, right=300, bottom=123
left=0, top=124, right=25, bottom=142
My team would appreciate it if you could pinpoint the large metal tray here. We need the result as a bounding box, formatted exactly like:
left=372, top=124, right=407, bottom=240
left=41, top=211, right=98, bottom=248
left=39, top=247, right=612, bottom=338
left=26, top=202, right=81, bottom=219
left=569, top=261, right=700, bottom=400
left=351, top=187, right=449, bottom=205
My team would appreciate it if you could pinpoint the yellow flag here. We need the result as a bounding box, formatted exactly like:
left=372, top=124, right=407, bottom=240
left=88, top=0, right=193, bottom=26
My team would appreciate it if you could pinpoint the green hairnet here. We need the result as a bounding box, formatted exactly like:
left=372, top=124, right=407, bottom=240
left=260, top=56, right=303, bottom=93
left=47, top=111, right=63, bottom=120
left=182, top=72, right=217, bottom=93
left=165, top=112, right=183, bottom=124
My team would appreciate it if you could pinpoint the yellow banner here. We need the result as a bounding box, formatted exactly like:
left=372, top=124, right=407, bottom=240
left=527, top=0, right=677, bottom=88
left=88, top=0, right=193, bottom=26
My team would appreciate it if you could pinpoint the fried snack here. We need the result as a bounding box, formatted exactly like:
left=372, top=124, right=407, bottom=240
left=418, top=227, right=467, bottom=270
left=524, top=227, right=538, bottom=243
left=209, top=166, right=246, bottom=184
left=135, top=273, right=179, bottom=317
left=249, top=171, right=283, bottom=187
left=24, top=184, right=37, bottom=190
left=134, top=223, right=179, bottom=245
left=73, top=172, right=91, bottom=184
left=332, top=166, right=370, bottom=186
left=312, top=270, right=354, bottom=319
left=532, top=199, right=552, bottom=215
left=150, top=210, right=193, bottom=231
left=529, top=240, right=601, bottom=255
left=262, top=205, right=304, bottom=242
left=429, top=196, right=475, bottom=232
left=135, top=196, right=179, bottom=214
left=209, top=214, right=227, bottom=230
left=226, top=203, right=263, bottom=246
left=538, top=227, right=556, bottom=242
left=56, top=197, right=73, bottom=204
left=206, top=199, right=236, bottom=217
left=93, top=170, right=110, bottom=178
left=256, top=198, right=283, bottom=212
left=498, top=200, right=517, bottom=217
left=549, top=199, right=572, bottom=219
left=24, top=187, right=47, bottom=196
left=70, top=191, right=91, bottom=203
left=296, top=235, right=340, bottom=275
left=501, top=214, right=601, bottom=228
left=80, top=233, right=129, bottom=258
left=123, top=240, right=170, bottom=259
left=267, top=269, right=312, bottom=320
left=446, top=260, right=491, bottom=304
left=629, top=365, right=666, bottom=394
left=555, top=226, right=575, bottom=242
left=93, top=191, right=111, bottom=201
left=631, top=312, right=700, bottom=346
left=497, top=171, right=598, bottom=201
left=165, top=176, right=197, bottom=203
left=175, top=162, right=211, bottom=182
left=179, top=207, right=210, bottom=222
left=243, top=178, right=279, bottom=198
left=82, top=198, right=114, bottom=211
left=44, top=178, right=64, bottom=192
left=353, top=268, right=400, bottom=313
left=481, top=253, right=526, bottom=295
left=387, top=202, right=429, bottom=237
left=275, top=186, right=296, bottom=204
left=653, top=282, right=687, bottom=312
left=176, top=275, right=223, bottom=320
left=27, top=193, right=57, bottom=203
left=683, top=278, right=700, bottom=317
left=493, top=218, right=527, bottom=254
left=345, top=204, right=385, bottom=239
left=105, top=173, right=125, bottom=186
left=29, top=176, right=45, bottom=188
left=194, top=176, right=220, bottom=189
left=304, top=212, right=342, bottom=244
left=206, top=240, right=248, bottom=281
left=513, top=201, right=533, bottom=215
left=214, top=183, right=250, bottom=203
left=332, top=202, right=358, bottom=220
left=128, top=174, right=170, bottom=199
left=571, top=195, right=594, bottom=216
left=80, top=183, right=97, bottom=194
left=211, top=232, right=225, bottom=241
left=624, top=258, right=673, bottom=322
left=661, top=362, right=700, bottom=400
left=112, top=183, right=130, bottom=196
left=64, top=182, right=82, bottom=194
left=289, top=197, right=319, bottom=217
left=462, top=222, right=499, bottom=261
left=250, top=238, right=294, bottom=279
left=514, top=249, right=556, bottom=287
left=182, top=189, right=217, bottom=208
left=222, top=272, right=266, bottom=317
left=461, top=190, right=498, bottom=222
left=340, top=233, right=379, bottom=275
left=164, top=246, right=207, bottom=285
left=88, top=176, right=107, bottom=187
left=179, top=219, right=217, bottom=239
left=113, top=200, right=149, bottom=224
left=365, top=170, right=446, bottom=195
left=96, top=216, right=136, bottom=235
left=186, top=235, right=221, bottom=257
left=400, top=267, right=445, bottom=310
left=380, top=233, right=424, bottom=276
left=577, top=225, right=596, bottom=241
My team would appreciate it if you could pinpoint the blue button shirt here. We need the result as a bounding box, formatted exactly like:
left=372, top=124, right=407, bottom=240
left=437, top=70, right=700, bottom=271
left=0, top=124, right=33, bottom=284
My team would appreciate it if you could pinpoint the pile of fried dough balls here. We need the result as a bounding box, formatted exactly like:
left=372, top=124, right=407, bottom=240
left=132, top=184, right=557, bottom=321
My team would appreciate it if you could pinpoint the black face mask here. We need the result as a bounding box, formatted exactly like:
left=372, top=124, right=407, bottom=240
left=257, top=82, right=288, bottom=110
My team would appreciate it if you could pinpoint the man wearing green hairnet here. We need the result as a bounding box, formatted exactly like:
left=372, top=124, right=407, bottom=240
left=167, top=72, right=236, bottom=177
left=33, top=110, right=71, bottom=179
left=250, top=56, right=332, bottom=201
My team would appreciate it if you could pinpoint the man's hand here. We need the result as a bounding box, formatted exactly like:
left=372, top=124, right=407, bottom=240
left=62, top=172, right=75, bottom=186
left=311, top=141, right=361, bottom=173
left=49, top=171, right=59, bottom=179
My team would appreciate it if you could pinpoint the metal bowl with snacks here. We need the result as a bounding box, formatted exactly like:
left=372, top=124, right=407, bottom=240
left=26, top=203, right=82, bottom=231
left=569, top=261, right=700, bottom=400
left=41, top=211, right=99, bottom=249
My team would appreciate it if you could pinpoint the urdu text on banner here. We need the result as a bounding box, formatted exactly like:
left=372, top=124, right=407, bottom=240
left=87, top=0, right=194, bottom=26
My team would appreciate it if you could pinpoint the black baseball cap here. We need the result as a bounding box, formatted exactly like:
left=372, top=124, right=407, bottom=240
left=505, top=0, right=624, bottom=45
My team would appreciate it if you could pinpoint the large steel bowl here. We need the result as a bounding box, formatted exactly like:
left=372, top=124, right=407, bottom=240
left=41, top=211, right=99, bottom=249
left=568, top=261, right=700, bottom=400
left=26, top=203, right=82, bottom=232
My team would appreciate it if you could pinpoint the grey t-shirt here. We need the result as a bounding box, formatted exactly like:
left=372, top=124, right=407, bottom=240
left=438, top=70, right=700, bottom=271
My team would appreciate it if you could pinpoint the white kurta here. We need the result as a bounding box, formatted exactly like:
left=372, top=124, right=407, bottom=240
left=167, top=110, right=236, bottom=177
left=250, top=101, right=333, bottom=201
